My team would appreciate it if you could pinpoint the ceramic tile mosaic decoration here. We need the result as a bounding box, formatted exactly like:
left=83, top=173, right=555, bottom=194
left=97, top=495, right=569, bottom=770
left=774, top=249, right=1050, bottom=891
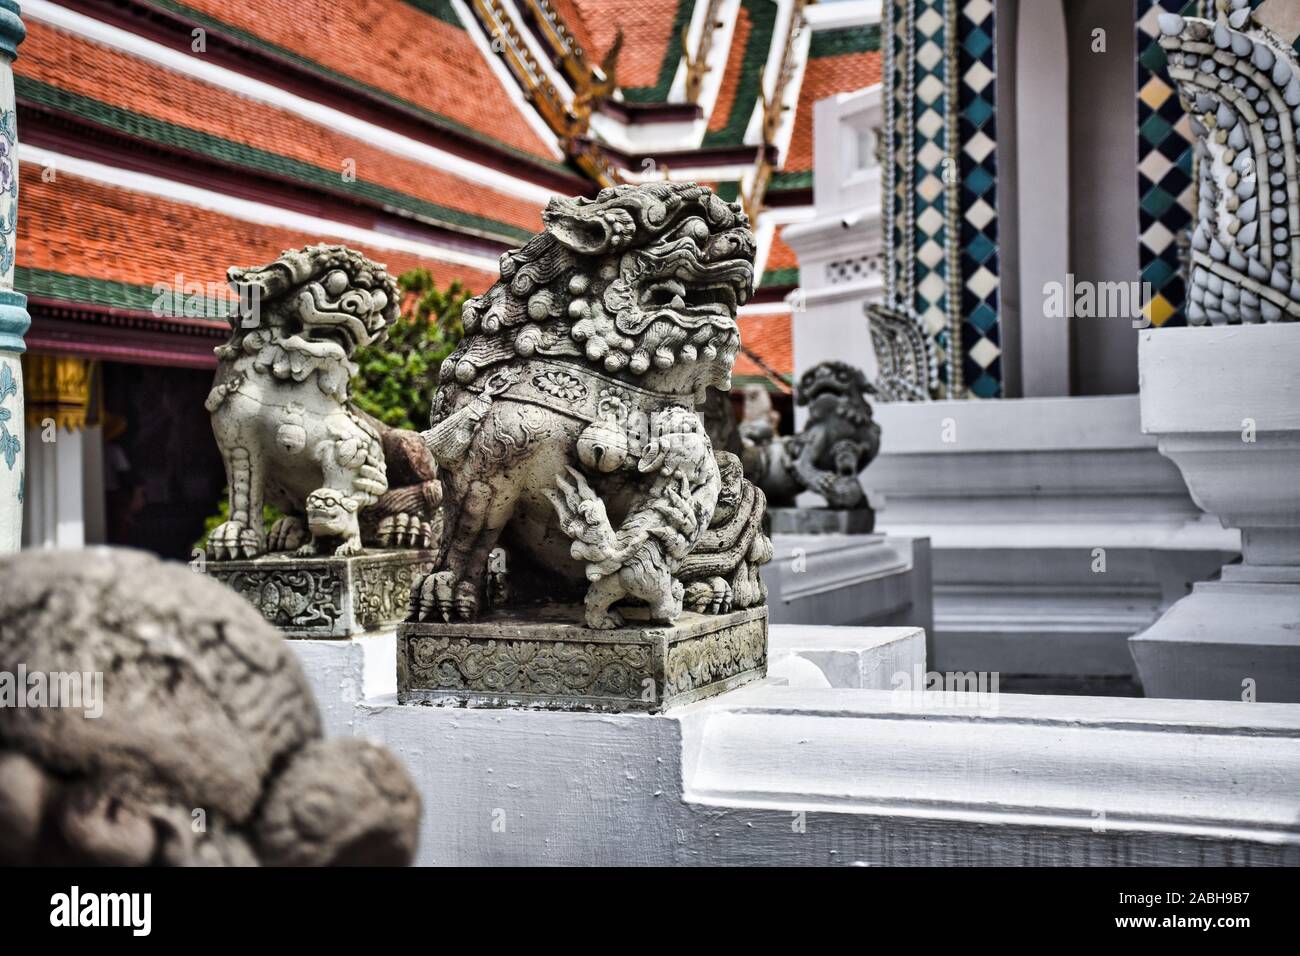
left=886, top=0, right=1001, bottom=398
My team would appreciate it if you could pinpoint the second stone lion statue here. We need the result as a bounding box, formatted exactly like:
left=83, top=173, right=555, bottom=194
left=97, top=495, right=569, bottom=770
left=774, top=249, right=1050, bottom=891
left=205, top=245, right=441, bottom=560
left=414, top=183, right=771, bottom=628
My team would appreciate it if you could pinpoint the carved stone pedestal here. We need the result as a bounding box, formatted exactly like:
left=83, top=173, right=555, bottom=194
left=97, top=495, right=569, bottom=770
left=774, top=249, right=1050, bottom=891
left=768, top=507, right=875, bottom=535
left=397, top=605, right=767, bottom=712
left=210, top=549, right=435, bottom=638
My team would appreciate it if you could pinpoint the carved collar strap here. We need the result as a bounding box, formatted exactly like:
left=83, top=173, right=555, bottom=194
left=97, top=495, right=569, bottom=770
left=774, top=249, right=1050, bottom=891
left=470, top=359, right=697, bottom=424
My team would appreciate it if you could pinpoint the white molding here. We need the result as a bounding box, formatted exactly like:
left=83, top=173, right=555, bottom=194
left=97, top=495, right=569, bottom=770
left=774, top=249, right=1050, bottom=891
left=738, top=301, right=795, bottom=317
left=20, top=144, right=503, bottom=273
left=804, top=0, right=882, bottom=30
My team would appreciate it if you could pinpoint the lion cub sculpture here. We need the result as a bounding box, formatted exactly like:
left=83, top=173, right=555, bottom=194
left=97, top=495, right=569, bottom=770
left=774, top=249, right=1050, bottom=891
left=205, top=245, right=440, bottom=559
left=414, top=183, right=771, bottom=628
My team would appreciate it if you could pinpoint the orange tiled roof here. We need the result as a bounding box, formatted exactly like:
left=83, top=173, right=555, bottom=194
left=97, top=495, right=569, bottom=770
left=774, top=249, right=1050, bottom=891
left=735, top=309, right=792, bottom=380
left=765, top=226, right=798, bottom=273
left=570, top=0, right=684, bottom=89
left=785, top=48, right=883, bottom=172
left=17, top=21, right=547, bottom=240
left=16, top=163, right=498, bottom=305
left=166, top=0, right=556, bottom=161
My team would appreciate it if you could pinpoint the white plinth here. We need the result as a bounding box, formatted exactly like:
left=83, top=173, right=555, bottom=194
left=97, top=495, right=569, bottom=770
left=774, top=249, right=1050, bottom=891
left=870, top=395, right=1239, bottom=687
left=763, top=533, right=933, bottom=639
left=291, top=632, right=1300, bottom=865
left=770, top=624, right=925, bottom=689
left=1132, top=324, right=1300, bottom=701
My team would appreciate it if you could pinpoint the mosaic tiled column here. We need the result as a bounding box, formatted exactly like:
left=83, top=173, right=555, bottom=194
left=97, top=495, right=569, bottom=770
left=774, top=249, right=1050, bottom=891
left=1135, top=0, right=1203, bottom=328
left=884, top=0, right=1001, bottom=398
left=0, top=1, right=26, bottom=553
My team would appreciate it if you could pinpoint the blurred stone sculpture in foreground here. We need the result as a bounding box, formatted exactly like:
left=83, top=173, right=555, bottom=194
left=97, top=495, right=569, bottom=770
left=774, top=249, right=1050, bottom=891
left=0, top=549, right=420, bottom=866
left=400, top=183, right=772, bottom=712
left=742, top=360, right=881, bottom=533
left=203, top=245, right=441, bottom=638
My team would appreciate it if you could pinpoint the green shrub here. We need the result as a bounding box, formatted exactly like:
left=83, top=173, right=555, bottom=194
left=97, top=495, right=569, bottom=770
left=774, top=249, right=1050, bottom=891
left=350, top=271, right=470, bottom=431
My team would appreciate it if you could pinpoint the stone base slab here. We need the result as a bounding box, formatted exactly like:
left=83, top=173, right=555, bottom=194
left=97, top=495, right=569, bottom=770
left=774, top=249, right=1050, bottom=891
left=768, top=507, right=875, bottom=534
left=397, top=605, right=767, bottom=712
left=210, top=549, right=435, bottom=639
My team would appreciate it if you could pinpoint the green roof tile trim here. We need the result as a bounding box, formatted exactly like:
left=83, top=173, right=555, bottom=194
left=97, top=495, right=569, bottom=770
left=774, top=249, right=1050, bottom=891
left=17, top=78, right=535, bottom=245
left=16, top=266, right=234, bottom=320
left=0, top=0, right=26, bottom=61
left=402, top=0, right=464, bottom=29
left=620, top=0, right=697, bottom=104
left=808, top=24, right=881, bottom=58
left=701, top=0, right=777, bottom=147
left=137, top=0, right=569, bottom=173
left=714, top=181, right=741, bottom=203
left=767, top=169, right=811, bottom=191
left=759, top=266, right=798, bottom=287
left=0, top=290, right=31, bottom=353
left=733, top=374, right=787, bottom=393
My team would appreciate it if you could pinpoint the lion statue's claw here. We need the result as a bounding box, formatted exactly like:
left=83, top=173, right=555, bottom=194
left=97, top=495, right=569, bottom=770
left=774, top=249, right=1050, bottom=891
left=206, top=520, right=263, bottom=561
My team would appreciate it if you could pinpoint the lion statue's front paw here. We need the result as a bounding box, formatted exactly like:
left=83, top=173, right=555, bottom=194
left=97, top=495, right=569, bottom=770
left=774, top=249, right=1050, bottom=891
left=206, top=520, right=264, bottom=561
left=267, top=516, right=308, bottom=553
left=377, top=513, right=432, bottom=549
left=413, top=570, right=457, bottom=622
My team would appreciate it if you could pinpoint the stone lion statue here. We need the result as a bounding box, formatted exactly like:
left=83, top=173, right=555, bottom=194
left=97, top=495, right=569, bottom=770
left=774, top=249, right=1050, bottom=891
left=0, top=549, right=420, bottom=866
left=205, top=244, right=441, bottom=559
left=414, top=183, right=770, bottom=627
left=742, top=360, right=881, bottom=510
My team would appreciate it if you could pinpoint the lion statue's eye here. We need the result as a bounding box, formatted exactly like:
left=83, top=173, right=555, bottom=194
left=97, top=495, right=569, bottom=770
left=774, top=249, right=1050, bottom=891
left=324, top=270, right=349, bottom=296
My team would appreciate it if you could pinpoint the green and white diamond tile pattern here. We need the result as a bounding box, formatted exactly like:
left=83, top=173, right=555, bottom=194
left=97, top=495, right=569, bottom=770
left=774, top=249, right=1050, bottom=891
left=956, top=0, right=1000, bottom=397
left=1136, top=0, right=1204, bottom=329
left=885, top=0, right=1001, bottom=398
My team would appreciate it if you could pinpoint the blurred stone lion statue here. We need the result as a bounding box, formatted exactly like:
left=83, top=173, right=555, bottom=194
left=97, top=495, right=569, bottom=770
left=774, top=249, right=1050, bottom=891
left=0, top=548, right=420, bottom=866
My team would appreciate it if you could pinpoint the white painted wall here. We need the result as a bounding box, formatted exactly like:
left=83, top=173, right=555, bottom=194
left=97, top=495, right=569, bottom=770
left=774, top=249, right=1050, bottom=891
left=783, top=86, right=887, bottom=411
left=868, top=396, right=1239, bottom=681
left=291, top=636, right=1300, bottom=866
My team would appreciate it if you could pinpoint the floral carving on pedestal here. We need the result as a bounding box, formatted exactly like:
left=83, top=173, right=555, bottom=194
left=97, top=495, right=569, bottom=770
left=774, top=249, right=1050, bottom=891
left=355, top=556, right=434, bottom=630
left=407, top=635, right=655, bottom=701
left=664, top=621, right=767, bottom=698
left=214, top=567, right=344, bottom=631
